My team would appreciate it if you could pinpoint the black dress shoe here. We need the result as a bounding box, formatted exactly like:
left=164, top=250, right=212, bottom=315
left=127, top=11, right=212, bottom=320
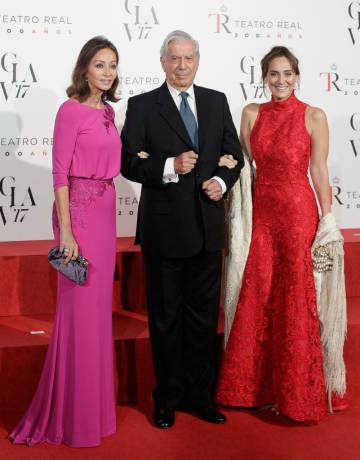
left=153, top=408, right=175, bottom=428
left=197, top=405, right=227, bottom=424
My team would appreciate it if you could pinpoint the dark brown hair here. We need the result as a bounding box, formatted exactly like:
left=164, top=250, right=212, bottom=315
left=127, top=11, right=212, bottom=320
left=66, top=36, right=120, bottom=103
left=261, top=46, right=300, bottom=81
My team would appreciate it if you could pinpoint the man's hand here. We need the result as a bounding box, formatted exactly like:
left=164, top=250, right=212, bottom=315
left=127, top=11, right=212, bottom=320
left=202, top=179, right=223, bottom=202
left=174, top=151, right=198, bottom=175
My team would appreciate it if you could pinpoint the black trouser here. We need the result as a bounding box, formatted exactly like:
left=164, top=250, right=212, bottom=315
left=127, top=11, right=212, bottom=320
left=143, top=249, right=221, bottom=410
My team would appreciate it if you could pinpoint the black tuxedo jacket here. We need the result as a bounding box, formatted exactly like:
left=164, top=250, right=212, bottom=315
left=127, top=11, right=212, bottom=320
left=121, top=82, right=244, bottom=258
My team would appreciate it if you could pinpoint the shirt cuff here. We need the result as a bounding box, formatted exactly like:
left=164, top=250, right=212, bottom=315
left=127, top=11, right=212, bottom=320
left=163, top=157, right=179, bottom=183
left=212, top=176, right=227, bottom=195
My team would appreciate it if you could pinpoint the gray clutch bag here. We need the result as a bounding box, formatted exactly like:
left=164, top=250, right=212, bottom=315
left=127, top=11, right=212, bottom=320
left=48, top=247, right=89, bottom=285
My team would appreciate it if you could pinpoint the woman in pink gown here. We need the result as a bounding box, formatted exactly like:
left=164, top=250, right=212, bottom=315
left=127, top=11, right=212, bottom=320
left=216, top=46, right=348, bottom=422
left=10, top=36, right=121, bottom=447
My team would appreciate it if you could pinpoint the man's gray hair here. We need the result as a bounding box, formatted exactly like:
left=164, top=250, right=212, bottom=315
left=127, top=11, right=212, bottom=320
left=160, top=30, right=199, bottom=58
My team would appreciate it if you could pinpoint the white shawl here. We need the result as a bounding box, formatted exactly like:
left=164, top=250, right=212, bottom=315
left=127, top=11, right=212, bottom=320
left=312, top=212, right=347, bottom=408
left=223, top=155, right=253, bottom=345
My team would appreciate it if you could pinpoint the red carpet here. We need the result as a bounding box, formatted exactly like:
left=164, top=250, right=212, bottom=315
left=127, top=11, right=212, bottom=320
left=1, top=396, right=360, bottom=460
left=0, top=235, right=359, bottom=459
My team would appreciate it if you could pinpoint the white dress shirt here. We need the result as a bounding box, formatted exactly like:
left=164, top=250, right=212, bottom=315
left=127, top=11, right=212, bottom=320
left=162, top=82, right=227, bottom=194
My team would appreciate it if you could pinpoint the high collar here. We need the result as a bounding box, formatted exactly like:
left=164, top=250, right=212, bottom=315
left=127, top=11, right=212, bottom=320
left=269, top=91, right=300, bottom=111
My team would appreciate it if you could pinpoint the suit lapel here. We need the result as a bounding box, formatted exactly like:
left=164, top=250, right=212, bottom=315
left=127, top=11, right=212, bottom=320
left=157, top=82, right=193, bottom=149
left=194, top=85, right=211, bottom=152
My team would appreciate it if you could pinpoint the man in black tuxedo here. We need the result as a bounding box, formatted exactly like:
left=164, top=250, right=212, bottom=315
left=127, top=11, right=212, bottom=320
left=121, top=30, right=243, bottom=428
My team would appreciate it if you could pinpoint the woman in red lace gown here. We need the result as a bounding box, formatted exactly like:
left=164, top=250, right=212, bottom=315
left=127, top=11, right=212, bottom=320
left=216, top=46, right=346, bottom=422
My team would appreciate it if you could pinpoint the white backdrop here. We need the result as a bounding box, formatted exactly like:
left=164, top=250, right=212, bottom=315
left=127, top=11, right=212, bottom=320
left=0, top=0, right=359, bottom=241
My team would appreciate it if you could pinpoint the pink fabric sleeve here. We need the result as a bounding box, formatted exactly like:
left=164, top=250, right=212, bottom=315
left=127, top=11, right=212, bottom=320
left=52, top=103, right=79, bottom=191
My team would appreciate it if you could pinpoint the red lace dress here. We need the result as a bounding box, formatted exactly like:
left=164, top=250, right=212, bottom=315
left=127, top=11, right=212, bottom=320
left=216, top=93, right=329, bottom=422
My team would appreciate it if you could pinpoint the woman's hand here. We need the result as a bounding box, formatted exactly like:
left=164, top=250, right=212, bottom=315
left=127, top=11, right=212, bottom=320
left=137, top=151, right=150, bottom=159
left=60, top=228, right=79, bottom=264
left=218, top=154, right=238, bottom=169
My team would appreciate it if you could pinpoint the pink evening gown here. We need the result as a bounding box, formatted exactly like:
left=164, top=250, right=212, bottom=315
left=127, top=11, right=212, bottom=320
left=10, top=99, right=121, bottom=447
